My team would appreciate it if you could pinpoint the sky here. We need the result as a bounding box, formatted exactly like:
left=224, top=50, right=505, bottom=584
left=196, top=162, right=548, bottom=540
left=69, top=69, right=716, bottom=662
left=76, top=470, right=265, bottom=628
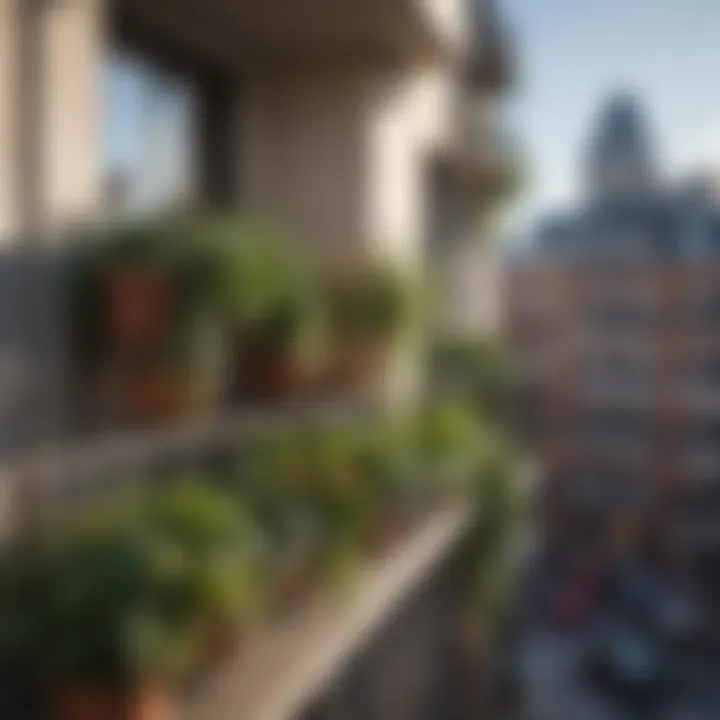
left=503, top=0, right=720, bottom=230
left=102, top=52, right=195, bottom=213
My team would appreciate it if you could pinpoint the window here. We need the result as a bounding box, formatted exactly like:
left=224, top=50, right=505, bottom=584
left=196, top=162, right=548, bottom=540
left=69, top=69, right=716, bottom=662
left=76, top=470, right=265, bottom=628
left=102, top=49, right=199, bottom=219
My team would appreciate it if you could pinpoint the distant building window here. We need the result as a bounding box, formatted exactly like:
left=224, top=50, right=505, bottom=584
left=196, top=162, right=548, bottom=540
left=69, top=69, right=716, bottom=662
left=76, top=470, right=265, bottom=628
left=689, top=294, right=720, bottom=325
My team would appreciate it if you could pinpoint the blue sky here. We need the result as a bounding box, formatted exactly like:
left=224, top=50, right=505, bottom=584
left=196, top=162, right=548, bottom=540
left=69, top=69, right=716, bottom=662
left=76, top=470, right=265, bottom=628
left=103, top=52, right=194, bottom=213
left=504, top=0, right=720, bottom=228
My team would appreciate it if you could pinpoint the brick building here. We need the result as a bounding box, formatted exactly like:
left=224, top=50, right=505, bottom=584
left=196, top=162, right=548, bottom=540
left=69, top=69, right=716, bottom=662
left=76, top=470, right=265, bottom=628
left=506, top=94, right=720, bottom=558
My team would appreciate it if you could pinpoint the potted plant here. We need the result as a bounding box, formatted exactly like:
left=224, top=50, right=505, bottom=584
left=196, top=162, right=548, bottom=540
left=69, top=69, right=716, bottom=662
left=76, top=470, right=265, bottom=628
left=0, top=480, right=266, bottom=720
left=296, top=428, right=377, bottom=591
left=203, top=218, right=325, bottom=402
left=65, top=217, right=229, bottom=426
left=412, top=401, right=483, bottom=504
left=428, top=335, right=517, bottom=422
left=138, top=481, right=267, bottom=672
left=238, top=291, right=322, bottom=402
left=349, top=424, right=416, bottom=555
left=326, top=261, right=414, bottom=390
left=228, top=436, right=325, bottom=611
left=0, top=521, right=202, bottom=720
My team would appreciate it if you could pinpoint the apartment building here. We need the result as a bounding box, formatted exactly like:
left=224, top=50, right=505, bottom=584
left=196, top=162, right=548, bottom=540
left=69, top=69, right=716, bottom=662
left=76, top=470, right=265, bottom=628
left=507, top=94, right=720, bottom=558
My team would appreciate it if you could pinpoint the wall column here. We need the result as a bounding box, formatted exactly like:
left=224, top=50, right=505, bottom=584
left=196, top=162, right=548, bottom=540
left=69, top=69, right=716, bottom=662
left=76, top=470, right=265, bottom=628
left=36, top=0, right=105, bottom=233
left=0, top=0, right=19, bottom=240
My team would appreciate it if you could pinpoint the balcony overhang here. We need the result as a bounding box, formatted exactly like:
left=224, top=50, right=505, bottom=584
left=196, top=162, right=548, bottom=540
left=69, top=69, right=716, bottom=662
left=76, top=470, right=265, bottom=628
left=113, top=0, right=454, bottom=75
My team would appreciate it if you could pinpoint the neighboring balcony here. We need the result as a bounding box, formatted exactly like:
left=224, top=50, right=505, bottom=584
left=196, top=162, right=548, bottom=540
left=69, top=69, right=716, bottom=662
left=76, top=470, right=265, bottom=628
left=434, top=98, right=521, bottom=203
left=465, top=0, right=514, bottom=91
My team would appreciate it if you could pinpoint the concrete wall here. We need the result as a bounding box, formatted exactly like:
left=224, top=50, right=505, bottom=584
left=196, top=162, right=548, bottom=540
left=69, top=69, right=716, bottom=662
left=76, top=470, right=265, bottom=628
left=419, top=0, right=471, bottom=56
left=241, top=71, right=370, bottom=261
left=240, top=62, right=465, bottom=265
left=0, top=0, right=18, bottom=240
left=0, top=0, right=103, bottom=238
left=39, top=0, right=103, bottom=231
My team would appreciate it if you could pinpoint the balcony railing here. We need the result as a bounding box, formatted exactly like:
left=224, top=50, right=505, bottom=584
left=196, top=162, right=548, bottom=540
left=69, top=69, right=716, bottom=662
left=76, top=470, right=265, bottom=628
left=184, top=504, right=470, bottom=720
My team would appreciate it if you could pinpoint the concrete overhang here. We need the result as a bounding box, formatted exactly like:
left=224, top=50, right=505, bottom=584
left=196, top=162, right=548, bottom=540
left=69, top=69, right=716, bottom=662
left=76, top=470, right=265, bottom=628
left=113, top=0, right=460, bottom=74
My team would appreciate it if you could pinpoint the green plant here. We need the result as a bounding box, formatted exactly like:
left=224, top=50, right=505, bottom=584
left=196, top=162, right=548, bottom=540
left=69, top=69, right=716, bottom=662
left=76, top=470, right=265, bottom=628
left=0, top=481, right=266, bottom=690
left=236, top=427, right=382, bottom=590
left=462, top=438, right=522, bottom=615
left=62, top=217, right=233, bottom=401
left=412, top=401, right=483, bottom=496
left=328, top=263, right=415, bottom=342
left=0, top=523, right=200, bottom=687
left=138, top=481, right=267, bottom=628
left=429, top=335, right=517, bottom=420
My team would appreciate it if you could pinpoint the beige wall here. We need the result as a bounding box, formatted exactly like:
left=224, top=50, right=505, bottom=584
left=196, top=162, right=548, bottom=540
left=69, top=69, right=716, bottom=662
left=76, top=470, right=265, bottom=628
left=240, top=61, right=466, bottom=266
left=419, top=0, right=471, bottom=56
left=0, top=0, right=103, bottom=238
left=0, top=0, right=18, bottom=240
left=39, top=0, right=103, bottom=231
left=241, top=72, right=370, bottom=261
left=366, top=67, right=463, bottom=265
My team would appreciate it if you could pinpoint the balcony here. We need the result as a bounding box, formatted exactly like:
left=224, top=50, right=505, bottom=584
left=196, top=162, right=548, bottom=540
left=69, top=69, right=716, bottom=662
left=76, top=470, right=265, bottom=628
left=465, top=0, right=514, bottom=91
left=0, top=216, right=523, bottom=720
left=433, top=98, right=520, bottom=206
left=114, top=0, right=463, bottom=72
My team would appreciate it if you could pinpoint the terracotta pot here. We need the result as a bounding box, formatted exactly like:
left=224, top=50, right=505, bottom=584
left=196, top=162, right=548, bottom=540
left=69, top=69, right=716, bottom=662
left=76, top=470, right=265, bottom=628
left=273, top=556, right=317, bottom=612
left=365, top=510, right=406, bottom=556
left=332, top=338, right=385, bottom=392
left=241, top=347, right=304, bottom=402
left=102, top=267, right=174, bottom=352
left=118, top=363, right=210, bottom=425
left=53, top=682, right=174, bottom=720
left=200, top=619, right=246, bottom=672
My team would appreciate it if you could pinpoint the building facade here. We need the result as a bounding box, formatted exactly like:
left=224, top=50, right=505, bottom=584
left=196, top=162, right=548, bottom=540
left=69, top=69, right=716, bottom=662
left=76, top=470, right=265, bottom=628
left=507, top=95, right=720, bottom=557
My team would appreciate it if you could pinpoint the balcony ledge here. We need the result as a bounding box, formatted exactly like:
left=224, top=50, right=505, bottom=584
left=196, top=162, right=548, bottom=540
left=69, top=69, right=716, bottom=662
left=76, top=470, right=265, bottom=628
left=182, top=503, right=471, bottom=720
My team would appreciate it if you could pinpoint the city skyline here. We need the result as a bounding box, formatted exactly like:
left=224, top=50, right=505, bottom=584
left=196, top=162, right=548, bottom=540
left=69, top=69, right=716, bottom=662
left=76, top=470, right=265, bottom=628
left=505, top=0, right=720, bottom=230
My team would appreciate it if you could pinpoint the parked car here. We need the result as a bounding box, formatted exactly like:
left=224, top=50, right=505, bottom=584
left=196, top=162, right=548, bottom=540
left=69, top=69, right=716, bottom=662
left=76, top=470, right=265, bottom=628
left=585, top=621, right=664, bottom=698
left=547, top=555, right=609, bottom=628
left=610, top=561, right=702, bottom=641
